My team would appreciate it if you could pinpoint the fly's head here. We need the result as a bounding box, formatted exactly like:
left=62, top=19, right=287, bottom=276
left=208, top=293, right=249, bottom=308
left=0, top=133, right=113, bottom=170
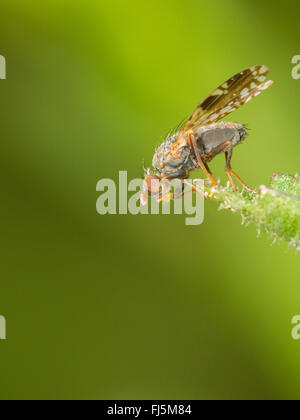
left=140, top=168, right=175, bottom=205
left=141, top=135, right=191, bottom=205
left=140, top=169, right=161, bottom=205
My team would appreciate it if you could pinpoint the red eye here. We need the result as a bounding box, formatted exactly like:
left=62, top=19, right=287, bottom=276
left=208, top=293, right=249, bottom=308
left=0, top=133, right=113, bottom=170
left=141, top=174, right=161, bottom=205
left=144, top=174, right=161, bottom=195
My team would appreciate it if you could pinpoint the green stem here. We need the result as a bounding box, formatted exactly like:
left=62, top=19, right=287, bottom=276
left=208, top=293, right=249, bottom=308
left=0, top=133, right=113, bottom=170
left=204, top=173, right=300, bottom=250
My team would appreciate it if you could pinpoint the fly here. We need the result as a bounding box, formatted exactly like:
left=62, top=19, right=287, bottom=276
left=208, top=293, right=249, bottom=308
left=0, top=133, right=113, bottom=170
left=141, top=65, right=273, bottom=203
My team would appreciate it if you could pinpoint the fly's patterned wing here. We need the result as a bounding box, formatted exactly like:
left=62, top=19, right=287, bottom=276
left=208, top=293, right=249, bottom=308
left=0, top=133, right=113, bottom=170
left=173, top=65, right=273, bottom=149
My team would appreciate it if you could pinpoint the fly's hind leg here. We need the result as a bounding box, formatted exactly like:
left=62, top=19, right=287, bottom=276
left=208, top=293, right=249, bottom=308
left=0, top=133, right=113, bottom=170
left=225, top=143, right=255, bottom=193
left=225, top=145, right=238, bottom=192
left=188, top=131, right=217, bottom=187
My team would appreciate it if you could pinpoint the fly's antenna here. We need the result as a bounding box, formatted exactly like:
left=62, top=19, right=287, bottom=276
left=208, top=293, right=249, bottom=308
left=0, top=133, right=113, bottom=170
left=142, top=159, right=146, bottom=175
left=142, top=159, right=151, bottom=176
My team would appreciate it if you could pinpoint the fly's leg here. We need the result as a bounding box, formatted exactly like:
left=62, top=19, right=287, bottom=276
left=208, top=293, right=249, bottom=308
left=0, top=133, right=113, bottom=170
left=172, top=179, right=207, bottom=199
left=182, top=179, right=207, bottom=199
left=172, top=179, right=186, bottom=199
left=204, top=162, right=213, bottom=176
left=225, top=145, right=238, bottom=192
left=230, top=168, right=256, bottom=192
left=161, top=179, right=206, bottom=200
left=188, top=131, right=218, bottom=187
left=156, top=169, right=188, bottom=202
left=225, top=143, right=255, bottom=193
left=164, top=169, right=189, bottom=179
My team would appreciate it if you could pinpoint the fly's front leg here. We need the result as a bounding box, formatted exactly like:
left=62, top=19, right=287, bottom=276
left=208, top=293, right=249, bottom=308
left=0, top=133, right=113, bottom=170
left=173, top=180, right=188, bottom=199
left=187, top=131, right=217, bottom=187
left=165, top=169, right=189, bottom=180
left=167, top=170, right=188, bottom=200
left=156, top=169, right=188, bottom=203
left=162, top=172, right=206, bottom=200
left=158, top=169, right=188, bottom=201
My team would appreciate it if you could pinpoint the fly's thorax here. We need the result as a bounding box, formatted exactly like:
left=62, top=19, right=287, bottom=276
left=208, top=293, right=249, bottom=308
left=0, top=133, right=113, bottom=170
left=196, top=122, right=248, bottom=154
left=152, top=135, right=176, bottom=170
left=152, top=134, right=190, bottom=176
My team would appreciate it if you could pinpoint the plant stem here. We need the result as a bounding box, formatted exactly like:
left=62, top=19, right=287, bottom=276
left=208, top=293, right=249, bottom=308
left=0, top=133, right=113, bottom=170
left=203, top=173, right=300, bottom=250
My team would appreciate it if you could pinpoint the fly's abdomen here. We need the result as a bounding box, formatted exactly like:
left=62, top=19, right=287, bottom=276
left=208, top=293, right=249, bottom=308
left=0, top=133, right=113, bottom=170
left=196, top=122, right=247, bottom=156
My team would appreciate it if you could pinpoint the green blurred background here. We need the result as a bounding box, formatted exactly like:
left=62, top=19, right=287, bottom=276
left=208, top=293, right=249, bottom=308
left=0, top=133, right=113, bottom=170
left=1, top=0, right=300, bottom=400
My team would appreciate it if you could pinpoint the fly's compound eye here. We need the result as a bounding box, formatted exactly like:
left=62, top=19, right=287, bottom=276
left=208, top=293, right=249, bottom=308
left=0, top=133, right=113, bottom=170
left=144, top=174, right=161, bottom=195
left=140, top=174, right=161, bottom=205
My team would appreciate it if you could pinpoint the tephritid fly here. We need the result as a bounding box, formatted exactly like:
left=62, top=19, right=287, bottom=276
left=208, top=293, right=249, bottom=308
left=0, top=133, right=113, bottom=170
left=141, top=65, right=273, bottom=203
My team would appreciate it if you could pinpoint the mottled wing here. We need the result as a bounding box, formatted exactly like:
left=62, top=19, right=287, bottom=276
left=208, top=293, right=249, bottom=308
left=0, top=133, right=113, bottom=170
left=175, top=65, right=273, bottom=147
